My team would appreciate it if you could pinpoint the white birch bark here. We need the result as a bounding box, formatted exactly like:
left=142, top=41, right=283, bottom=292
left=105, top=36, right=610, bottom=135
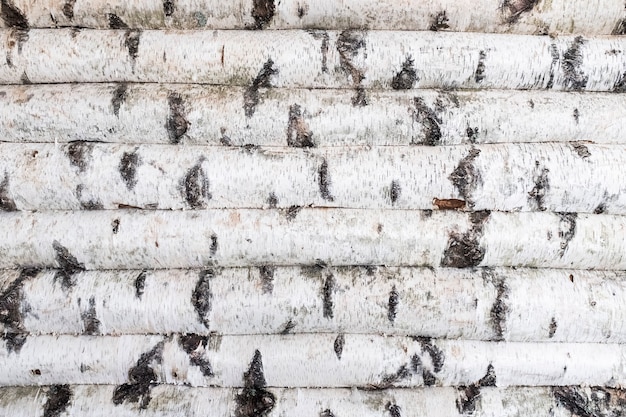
left=2, top=30, right=625, bottom=91
left=1, top=267, right=625, bottom=343
left=3, top=84, right=626, bottom=146
left=0, top=209, right=624, bottom=270
left=2, top=0, right=625, bottom=35
left=0, top=142, right=623, bottom=213
left=0, top=385, right=622, bottom=417
left=1, top=334, right=625, bottom=387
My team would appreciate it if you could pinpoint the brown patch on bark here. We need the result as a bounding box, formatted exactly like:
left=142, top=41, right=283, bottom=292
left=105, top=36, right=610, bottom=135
left=441, top=211, right=490, bottom=268
left=337, top=30, right=368, bottom=106
left=235, top=350, right=276, bottom=417
left=433, top=198, right=466, bottom=210
left=43, top=385, right=72, bottom=417
left=1, top=0, right=28, bottom=29
left=562, top=36, right=588, bottom=91
left=182, top=158, right=212, bottom=209
left=287, top=104, right=314, bottom=147
left=429, top=11, right=449, bottom=31
left=249, top=0, right=275, bottom=30
left=166, top=92, right=190, bottom=143
left=410, top=97, right=442, bottom=146
left=244, top=59, right=278, bottom=117
left=0, top=172, right=17, bottom=211
left=391, top=56, right=417, bottom=90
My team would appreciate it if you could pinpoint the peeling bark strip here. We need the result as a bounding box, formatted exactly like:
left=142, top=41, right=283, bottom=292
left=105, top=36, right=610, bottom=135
left=43, top=385, right=72, bottom=417
left=287, top=104, right=314, bottom=147
left=112, top=340, right=165, bottom=409
left=553, top=386, right=626, bottom=417
left=501, top=0, right=538, bottom=24
left=236, top=350, right=275, bottom=417
left=111, top=84, right=128, bottom=117
left=62, top=0, right=76, bottom=20
left=562, top=36, right=588, bottom=91
left=0, top=268, right=39, bottom=353
left=65, top=141, right=93, bottom=172
left=166, top=91, right=189, bottom=144
left=474, top=50, right=486, bottom=83
left=557, top=212, right=577, bottom=257
left=80, top=296, right=100, bottom=335
left=118, top=149, right=141, bottom=190
left=528, top=162, right=549, bottom=211
left=333, top=334, right=344, bottom=359
left=244, top=59, right=277, bottom=118
left=449, top=148, right=481, bottom=205
left=456, top=364, right=496, bottom=414
left=318, top=159, right=334, bottom=201
left=250, top=0, right=275, bottom=30
left=441, top=210, right=490, bottom=268
left=387, top=285, right=399, bottom=323
left=411, top=97, right=441, bottom=146
left=1, top=0, right=28, bottom=29
left=322, top=273, right=335, bottom=319
left=259, top=265, right=275, bottom=294
left=0, top=172, right=17, bottom=211
left=182, top=159, right=211, bottom=209
left=178, top=334, right=213, bottom=377
left=391, top=56, right=417, bottom=90
left=192, top=269, right=213, bottom=329
left=336, top=30, right=368, bottom=106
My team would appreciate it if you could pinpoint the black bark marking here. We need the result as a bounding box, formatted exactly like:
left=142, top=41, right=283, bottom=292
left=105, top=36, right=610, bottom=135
left=249, top=0, right=275, bottom=29
left=501, top=0, right=539, bottom=24
left=391, top=56, right=417, bottom=90
left=614, top=71, right=626, bottom=92
left=528, top=99, right=535, bottom=109
left=337, top=30, right=368, bottom=106
left=111, top=218, right=120, bottom=234
left=410, top=97, right=442, bottom=146
left=236, top=350, right=276, bottom=417
left=613, top=19, right=626, bottom=35
left=112, top=341, right=165, bottom=409
left=571, top=142, right=591, bottom=159
left=390, top=180, right=401, bottom=204
left=573, top=108, right=580, bottom=124
left=244, top=59, right=278, bottom=118
left=441, top=210, right=490, bottom=268
left=287, top=104, right=314, bottom=147
left=111, top=84, right=128, bottom=117
left=318, top=158, right=334, bottom=202
left=0, top=172, right=17, bottom=211
left=135, top=270, right=147, bottom=299
left=562, top=36, right=588, bottom=91
left=449, top=148, right=481, bottom=205
left=553, top=387, right=624, bottom=417
left=429, top=11, right=450, bottom=31
left=210, top=233, right=218, bottom=256
left=166, top=91, right=190, bottom=144
left=297, top=5, right=307, bottom=18
left=557, top=212, right=577, bottom=257
left=0, top=268, right=39, bottom=353
left=333, top=334, right=344, bottom=360
left=594, top=203, right=606, bottom=214
left=80, top=296, right=100, bottom=335
left=466, top=127, right=479, bottom=143
left=107, top=13, right=128, bottom=29
left=422, top=369, right=436, bottom=386
left=119, top=150, right=141, bottom=190
left=163, top=0, right=174, bottom=17
left=485, top=270, right=509, bottom=341
left=52, top=240, right=84, bottom=290
left=474, top=50, right=486, bottom=83
left=387, top=285, right=399, bottom=323
left=284, top=205, right=301, bottom=221
left=124, top=30, right=141, bottom=63
left=66, top=141, right=94, bottom=172
left=1, top=0, right=28, bottom=29
left=528, top=162, right=550, bottom=211
left=411, top=354, right=422, bottom=373
left=547, top=43, right=559, bottom=89
left=267, top=193, right=278, bottom=208
left=386, top=402, right=402, bottom=417
left=322, top=273, right=335, bottom=319
left=182, top=159, right=212, bottom=209
left=20, top=71, right=31, bottom=84
left=192, top=269, right=213, bottom=329
left=280, top=319, right=296, bottom=334
left=549, top=317, right=558, bottom=338
left=307, top=30, right=329, bottom=73
left=368, top=365, right=411, bottom=390
left=416, top=337, right=445, bottom=373
left=43, top=385, right=72, bottom=417
left=259, top=265, right=275, bottom=294
left=178, top=334, right=213, bottom=377
left=76, top=184, right=104, bottom=210
left=62, top=0, right=76, bottom=20
left=320, top=410, right=336, bottom=417
left=456, top=365, right=497, bottom=414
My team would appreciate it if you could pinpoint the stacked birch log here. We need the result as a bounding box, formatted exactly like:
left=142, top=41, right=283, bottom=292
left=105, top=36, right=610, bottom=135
left=1, top=0, right=626, bottom=416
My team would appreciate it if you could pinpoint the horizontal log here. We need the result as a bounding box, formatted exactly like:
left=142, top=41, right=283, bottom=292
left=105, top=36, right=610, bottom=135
left=1, top=267, right=625, bottom=343
left=0, top=385, right=624, bottom=417
left=2, top=30, right=625, bottom=91
left=0, top=142, right=624, bottom=213
left=3, top=85, right=626, bottom=146
left=1, top=334, right=625, bottom=387
left=0, top=209, right=624, bottom=270
left=1, top=0, right=625, bottom=34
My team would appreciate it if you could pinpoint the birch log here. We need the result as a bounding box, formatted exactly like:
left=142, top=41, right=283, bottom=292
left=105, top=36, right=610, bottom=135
left=2, top=267, right=626, bottom=343
left=1, top=0, right=625, bottom=35
left=1, top=334, right=626, bottom=387
left=0, top=209, right=625, bottom=270
left=3, top=84, right=626, bottom=146
left=1, top=385, right=624, bottom=417
left=0, top=142, right=624, bottom=213
left=2, top=30, right=626, bottom=91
